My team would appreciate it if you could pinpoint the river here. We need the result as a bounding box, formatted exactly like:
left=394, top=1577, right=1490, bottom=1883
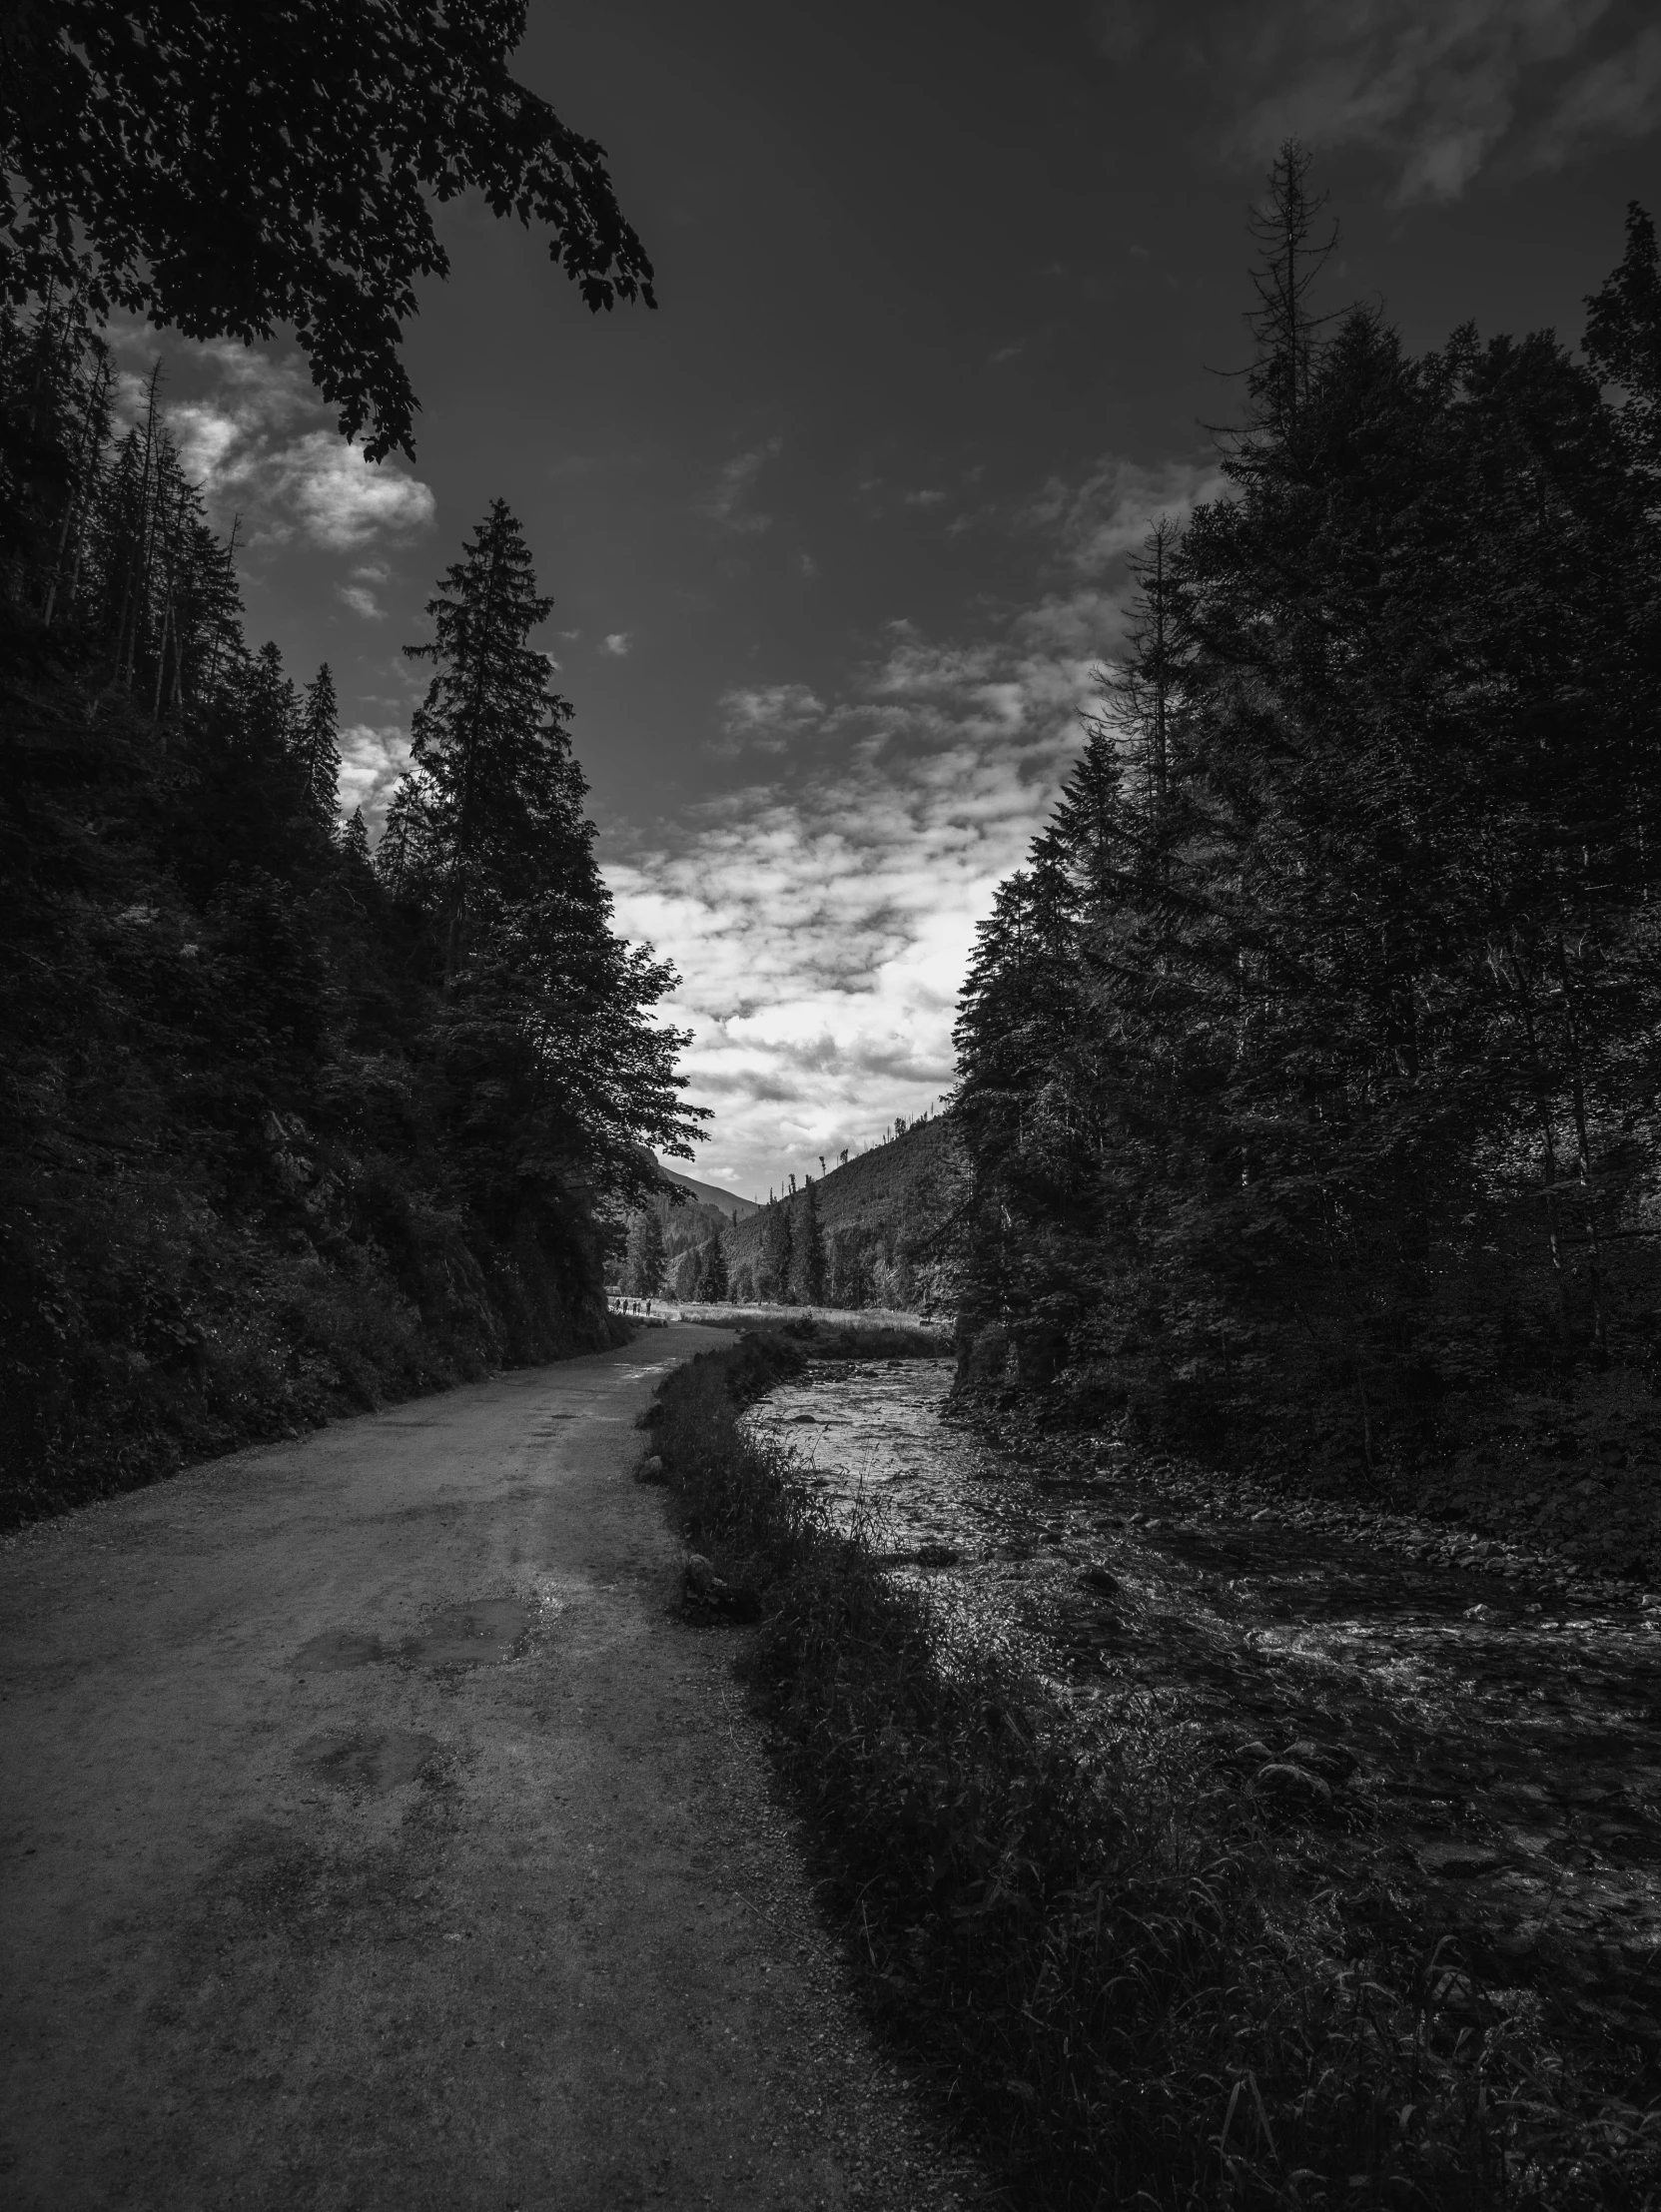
left=745, top=1354, right=1661, bottom=2039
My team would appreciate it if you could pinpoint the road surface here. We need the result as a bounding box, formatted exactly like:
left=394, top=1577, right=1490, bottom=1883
left=0, top=1327, right=962, bottom=2211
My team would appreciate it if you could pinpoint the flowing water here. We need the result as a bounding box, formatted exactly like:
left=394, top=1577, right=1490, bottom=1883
left=745, top=1357, right=1661, bottom=2029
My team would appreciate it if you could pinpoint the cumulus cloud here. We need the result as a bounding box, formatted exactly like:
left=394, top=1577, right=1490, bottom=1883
left=1091, top=0, right=1657, bottom=201
left=605, top=446, right=1232, bottom=1192
left=600, top=631, right=632, bottom=657
left=603, top=492, right=1190, bottom=1190
left=705, top=437, right=782, bottom=533
left=151, top=342, right=435, bottom=549
left=337, top=723, right=412, bottom=832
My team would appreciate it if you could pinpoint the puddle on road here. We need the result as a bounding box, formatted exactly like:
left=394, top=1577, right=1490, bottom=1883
left=292, top=1629, right=387, bottom=1673
left=301, top=1729, right=440, bottom=1794
left=399, top=1598, right=535, bottom=1670
left=293, top=1598, right=538, bottom=1679
left=746, top=1360, right=1661, bottom=2000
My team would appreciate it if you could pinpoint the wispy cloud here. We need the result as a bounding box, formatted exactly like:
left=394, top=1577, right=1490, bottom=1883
left=1534, top=20, right=1661, bottom=169
left=600, top=631, right=632, bottom=657
left=705, top=437, right=783, bottom=534
left=337, top=563, right=392, bottom=621
left=1027, top=454, right=1230, bottom=573
left=713, top=682, right=827, bottom=756
left=605, top=456, right=1204, bottom=1193
left=1092, top=0, right=1658, bottom=201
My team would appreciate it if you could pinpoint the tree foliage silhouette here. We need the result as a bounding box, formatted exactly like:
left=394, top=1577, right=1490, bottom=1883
left=953, top=162, right=1661, bottom=1469
left=1, top=0, right=654, bottom=458
left=0, top=305, right=699, bottom=1508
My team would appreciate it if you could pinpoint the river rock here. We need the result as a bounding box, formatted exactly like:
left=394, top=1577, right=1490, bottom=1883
left=1253, top=1761, right=1332, bottom=1807
left=682, top=1553, right=761, bottom=1623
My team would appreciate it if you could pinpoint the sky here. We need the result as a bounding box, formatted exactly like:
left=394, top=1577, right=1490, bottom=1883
left=124, top=0, right=1661, bottom=1198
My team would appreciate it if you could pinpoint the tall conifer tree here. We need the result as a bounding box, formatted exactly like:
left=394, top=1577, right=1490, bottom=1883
left=296, top=664, right=342, bottom=827
left=398, top=499, right=587, bottom=973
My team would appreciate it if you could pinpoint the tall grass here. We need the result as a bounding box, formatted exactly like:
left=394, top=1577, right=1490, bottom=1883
left=646, top=1337, right=1655, bottom=2210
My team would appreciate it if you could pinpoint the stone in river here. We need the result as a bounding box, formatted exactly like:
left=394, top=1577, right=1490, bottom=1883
left=1418, top=1840, right=1507, bottom=1878
left=916, top=1543, right=961, bottom=1568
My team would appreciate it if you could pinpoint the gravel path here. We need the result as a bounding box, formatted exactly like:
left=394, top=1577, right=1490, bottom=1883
left=0, top=1327, right=970, bottom=2212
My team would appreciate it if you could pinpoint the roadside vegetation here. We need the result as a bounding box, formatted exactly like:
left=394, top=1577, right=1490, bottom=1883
left=646, top=1332, right=1659, bottom=2210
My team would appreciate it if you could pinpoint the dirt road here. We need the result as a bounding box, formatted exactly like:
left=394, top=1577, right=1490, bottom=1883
left=0, top=1328, right=959, bottom=2211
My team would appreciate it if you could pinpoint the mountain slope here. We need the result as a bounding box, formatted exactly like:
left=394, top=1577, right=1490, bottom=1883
left=724, top=1117, right=963, bottom=1310
left=655, top=1160, right=761, bottom=1219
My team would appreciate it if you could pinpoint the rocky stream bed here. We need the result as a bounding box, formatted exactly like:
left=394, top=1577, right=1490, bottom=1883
left=745, top=1357, right=1661, bottom=2101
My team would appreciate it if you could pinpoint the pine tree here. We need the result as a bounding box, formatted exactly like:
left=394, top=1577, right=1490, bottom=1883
left=1241, top=139, right=1337, bottom=445
left=387, top=504, right=707, bottom=1208
left=701, top=1233, right=729, bottom=1302
left=397, top=499, right=588, bottom=973
left=759, top=1198, right=792, bottom=1303
left=627, top=1208, right=666, bottom=1296
left=788, top=1180, right=826, bottom=1305
left=341, top=808, right=373, bottom=873
left=296, top=664, right=342, bottom=827
left=829, top=1228, right=870, bottom=1310
left=242, top=641, right=299, bottom=755
left=1046, top=718, right=1127, bottom=916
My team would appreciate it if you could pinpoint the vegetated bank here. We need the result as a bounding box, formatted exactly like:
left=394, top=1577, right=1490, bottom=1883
left=645, top=1328, right=1650, bottom=2210
left=0, top=301, right=701, bottom=1527
left=951, top=160, right=1661, bottom=1574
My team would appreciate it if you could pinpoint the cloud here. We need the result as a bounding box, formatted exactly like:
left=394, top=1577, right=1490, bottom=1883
left=603, top=449, right=1235, bottom=1193
left=705, top=437, right=782, bottom=534
left=337, top=723, right=412, bottom=832
left=1234, top=0, right=1620, bottom=201
left=337, top=563, right=392, bottom=621
left=149, top=342, right=436, bottom=549
left=713, top=682, right=827, bottom=755
left=1026, top=455, right=1231, bottom=575
left=1534, top=21, right=1661, bottom=168
left=1091, top=0, right=1158, bottom=64
left=600, top=631, right=632, bottom=657
left=1091, top=0, right=1656, bottom=201
left=603, top=504, right=1183, bottom=1189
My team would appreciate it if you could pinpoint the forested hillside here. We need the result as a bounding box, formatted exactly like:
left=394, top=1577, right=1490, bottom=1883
left=0, top=297, right=700, bottom=1523
left=954, top=161, right=1661, bottom=1495
left=623, top=1116, right=962, bottom=1309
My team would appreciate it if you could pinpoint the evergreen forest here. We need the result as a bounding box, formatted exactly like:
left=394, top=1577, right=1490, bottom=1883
left=953, top=158, right=1661, bottom=1490
left=0, top=296, right=702, bottom=1523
